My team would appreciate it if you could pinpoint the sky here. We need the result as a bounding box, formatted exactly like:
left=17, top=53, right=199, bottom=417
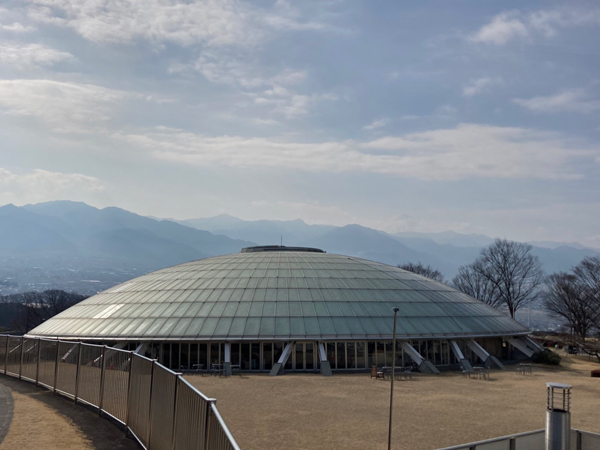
left=1, top=0, right=599, bottom=247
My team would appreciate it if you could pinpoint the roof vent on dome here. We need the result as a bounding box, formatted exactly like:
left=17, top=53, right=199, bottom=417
left=240, top=245, right=325, bottom=253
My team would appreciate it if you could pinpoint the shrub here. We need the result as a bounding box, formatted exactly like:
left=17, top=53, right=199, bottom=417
left=531, top=350, right=561, bottom=365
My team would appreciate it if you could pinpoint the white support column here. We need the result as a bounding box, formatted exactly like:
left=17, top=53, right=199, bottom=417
left=449, top=340, right=473, bottom=372
left=401, top=342, right=424, bottom=366
left=62, top=343, right=79, bottom=363
left=467, top=339, right=506, bottom=370
left=524, top=336, right=544, bottom=352
left=508, top=337, right=535, bottom=358
left=318, top=342, right=332, bottom=376
left=466, top=339, right=490, bottom=363
left=402, top=342, right=440, bottom=374
left=224, top=343, right=232, bottom=376
left=269, top=342, right=294, bottom=376
left=134, top=343, right=148, bottom=355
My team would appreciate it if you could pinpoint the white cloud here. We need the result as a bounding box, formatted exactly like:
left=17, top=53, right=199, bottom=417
left=0, top=43, right=73, bottom=69
left=470, top=12, right=529, bottom=45
left=116, top=123, right=596, bottom=181
left=463, top=77, right=502, bottom=97
left=0, top=80, right=144, bottom=132
left=363, top=118, right=389, bottom=130
left=24, top=0, right=259, bottom=47
left=0, top=168, right=104, bottom=204
left=0, top=22, right=34, bottom=32
left=471, top=8, right=600, bottom=45
left=513, top=89, right=600, bottom=114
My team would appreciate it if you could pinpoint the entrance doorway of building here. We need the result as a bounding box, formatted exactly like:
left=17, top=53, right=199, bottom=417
left=293, top=342, right=316, bottom=371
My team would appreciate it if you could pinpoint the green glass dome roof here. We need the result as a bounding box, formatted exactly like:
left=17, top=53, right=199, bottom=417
left=28, top=248, right=529, bottom=341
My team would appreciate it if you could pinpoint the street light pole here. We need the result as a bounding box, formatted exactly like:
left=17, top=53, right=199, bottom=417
left=388, top=307, right=400, bottom=450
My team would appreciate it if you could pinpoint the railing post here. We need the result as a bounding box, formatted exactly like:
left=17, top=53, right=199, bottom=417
left=4, top=336, right=8, bottom=375
left=170, top=375, right=181, bottom=450
left=124, top=352, right=134, bottom=436
left=53, top=340, right=60, bottom=393
left=147, top=360, right=156, bottom=447
left=204, top=400, right=215, bottom=450
left=98, top=345, right=107, bottom=416
left=35, top=338, right=41, bottom=386
left=74, top=342, right=82, bottom=404
left=18, top=336, right=24, bottom=379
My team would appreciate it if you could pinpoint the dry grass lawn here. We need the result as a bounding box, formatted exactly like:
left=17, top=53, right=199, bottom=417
left=186, top=355, right=600, bottom=450
left=0, top=390, right=92, bottom=450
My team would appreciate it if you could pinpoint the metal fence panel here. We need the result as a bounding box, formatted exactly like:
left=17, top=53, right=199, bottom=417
left=20, top=338, right=39, bottom=382
left=580, top=430, right=600, bottom=450
left=128, top=354, right=154, bottom=448
left=476, top=441, right=510, bottom=450
left=101, top=347, right=131, bottom=424
left=207, top=403, right=241, bottom=450
left=56, top=341, right=80, bottom=398
left=6, top=336, right=22, bottom=376
left=173, top=377, right=210, bottom=450
left=1, top=335, right=240, bottom=450
left=149, top=364, right=178, bottom=450
left=77, top=344, right=104, bottom=406
left=38, top=339, right=58, bottom=388
left=0, top=335, right=8, bottom=375
left=514, top=431, right=544, bottom=449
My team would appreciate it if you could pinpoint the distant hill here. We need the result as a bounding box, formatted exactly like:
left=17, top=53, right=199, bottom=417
left=181, top=213, right=600, bottom=278
left=0, top=201, right=255, bottom=294
left=1, top=201, right=599, bottom=296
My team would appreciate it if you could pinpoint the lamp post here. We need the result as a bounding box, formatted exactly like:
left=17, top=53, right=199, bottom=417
left=388, top=307, right=400, bottom=450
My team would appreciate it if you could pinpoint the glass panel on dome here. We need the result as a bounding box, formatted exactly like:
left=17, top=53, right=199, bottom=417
left=345, top=318, right=366, bottom=335
left=275, top=302, right=289, bottom=316
left=186, top=318, right=205, bottom=336
left=208, top=302, right=226, bottom=317
left=262, top=302, right=275, bottom=316
left=198, top=318, right=219, bottom=336
left=229, top=317, right=246, bottom=336
left=214, top=318, right=232, bottom=336
left=156, top=317, right=179, bottom=336
left=325, top=302, right=342, bottom=316
left=303, top=317, right=320, bottom=336
left=288, top=302, right=301, bottom=316
left=173, top=302, right=193, bottom=317
left=318, top=317, right=336, bottom=336
left=235, top=302, right=250, bottom=317
left=170, top=318, right=192, bottom=337
left=222, top=302, right=238, bottom=316
left=249, top=302, right=263, bottom=316
left=259, top=317, right=275, bottom=335
left=332, top=318, right=351, bottom=335
left=300, top=302, right=316, bottom=316
left=275, top=318, right=290, bottom=335
left=290, top=317, right=305, bottom=335
left=314, top=302, right=328, bottom=316
left=244, top=317, right=260, bottom=336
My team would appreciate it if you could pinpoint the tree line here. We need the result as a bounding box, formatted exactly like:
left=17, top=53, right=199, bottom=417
left=399, top=238, right=600, bottom=342
left=0, top=290, right=88, bottom=333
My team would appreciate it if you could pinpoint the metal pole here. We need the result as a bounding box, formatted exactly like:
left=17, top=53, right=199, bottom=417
left=98, top=346, right=107, bottom=416
left=388, top=307, right=399, bottom=450
left=53, top=340, right=60, bottom=393
left=18, top=336, right=24, bottom=380
left=146, top=360, right=156, bottom=447
left=170, top=375, right=181, bottom=450
left=4, top=336, right=8, bottom=375
left=124, top=353, right=134, bottom=435
left=35, top=338, right=41, bottom=386
left=74, top=342, right=82, bottom=404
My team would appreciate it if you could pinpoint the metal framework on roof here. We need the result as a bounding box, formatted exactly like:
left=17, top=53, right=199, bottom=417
left=28, top=248, right=529, bottom=342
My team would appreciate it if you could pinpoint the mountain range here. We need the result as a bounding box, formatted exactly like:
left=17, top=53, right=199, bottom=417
left=0, top=200, right=598, bottom=295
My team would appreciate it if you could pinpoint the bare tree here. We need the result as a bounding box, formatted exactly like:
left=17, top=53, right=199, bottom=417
left=452, top=261, right=500, bottom=307
left=543, top=257, right=600, bottom=338
left=398, top=262, right=445, bottom=283
left=468, top=239, right=543, bottom=318
left=544, top=273, right=598, bottom=338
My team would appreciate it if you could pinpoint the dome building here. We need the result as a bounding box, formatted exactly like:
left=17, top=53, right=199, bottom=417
left=27, top=246, right=540, bottom=375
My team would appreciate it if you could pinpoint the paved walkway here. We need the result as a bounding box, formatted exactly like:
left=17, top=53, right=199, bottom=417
left=0, top=383, right=14, bottom=446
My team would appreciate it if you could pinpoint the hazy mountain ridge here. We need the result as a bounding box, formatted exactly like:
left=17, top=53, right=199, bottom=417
left=1, top=201, right=599, bottom=296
